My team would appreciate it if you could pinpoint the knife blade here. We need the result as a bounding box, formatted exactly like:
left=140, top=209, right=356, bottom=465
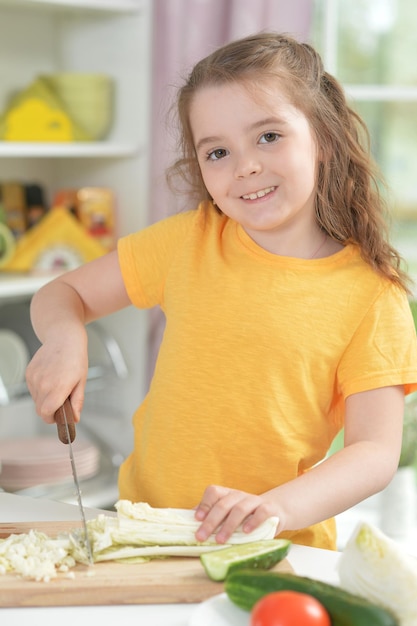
left=55, top=398, right=94, bottom=565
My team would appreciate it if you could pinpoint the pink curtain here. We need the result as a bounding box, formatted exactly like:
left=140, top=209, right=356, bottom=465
left=148, top=0, right=314, bottom=377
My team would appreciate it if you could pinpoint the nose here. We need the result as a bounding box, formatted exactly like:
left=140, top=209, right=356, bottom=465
left=234, top=151, right=262, bottom=179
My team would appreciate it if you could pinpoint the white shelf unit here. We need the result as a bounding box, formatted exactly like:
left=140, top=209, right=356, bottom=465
left=0, top=273, right=55, bottom=300
left=0, top=142, right=142, bottom=158
left=0, top=0, right=144, bottom=11
left=0, top=0, right=151, bottom=235
left=0, top=0, right=152, bottom=420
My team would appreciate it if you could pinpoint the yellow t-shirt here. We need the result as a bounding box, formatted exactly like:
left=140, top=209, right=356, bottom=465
left=117, top=202, right=417, bottom=549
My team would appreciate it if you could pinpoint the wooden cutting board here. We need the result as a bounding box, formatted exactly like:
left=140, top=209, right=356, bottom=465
left=0, top=521, right=293, bottom=607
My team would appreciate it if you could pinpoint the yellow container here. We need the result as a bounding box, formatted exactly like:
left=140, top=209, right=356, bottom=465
left=41, top=73, right=114, bottom=140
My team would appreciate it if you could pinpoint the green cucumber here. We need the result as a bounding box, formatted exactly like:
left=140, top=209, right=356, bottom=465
left=200, top=539, right=291, bottom=581
left=225, top=570, right=399, bottom=626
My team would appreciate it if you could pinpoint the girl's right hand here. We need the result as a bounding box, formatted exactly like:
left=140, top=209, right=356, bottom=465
left=25, top=250, right=131, bottom=424
left=25, top=324, right=89, bottom=424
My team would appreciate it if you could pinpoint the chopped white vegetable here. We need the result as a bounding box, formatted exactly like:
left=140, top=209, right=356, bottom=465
left=0, top=529, right=76, bottom=582
left=0, top=499, right=279, bottom=580
left=338, top=521, right=417, bottom=626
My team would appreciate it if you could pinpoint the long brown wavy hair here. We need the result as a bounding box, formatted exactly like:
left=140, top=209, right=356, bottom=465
left=167, top=32, right=411, bottom=292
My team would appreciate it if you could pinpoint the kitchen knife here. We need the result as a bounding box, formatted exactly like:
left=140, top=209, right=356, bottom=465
left=55, top=398, right=94, bottom=565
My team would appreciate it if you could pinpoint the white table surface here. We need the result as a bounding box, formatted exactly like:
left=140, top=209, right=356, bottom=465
left=0, top=493, right=341, bottom=626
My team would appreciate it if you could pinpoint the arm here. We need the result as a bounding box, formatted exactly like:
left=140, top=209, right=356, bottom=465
left=25, top=250, right=131, bottom=423
left=194, top=385, right=404, bottom=543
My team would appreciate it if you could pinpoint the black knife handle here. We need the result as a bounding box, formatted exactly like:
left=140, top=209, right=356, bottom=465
left=55, top=398, right=76, bottom=444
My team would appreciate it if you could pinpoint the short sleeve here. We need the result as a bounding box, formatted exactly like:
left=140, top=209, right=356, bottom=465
left=338, top=285, right=417, bottom=398
left=117, top=211, right=195, bottom=309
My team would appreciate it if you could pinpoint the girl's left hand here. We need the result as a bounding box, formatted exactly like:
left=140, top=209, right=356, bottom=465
left=194, top=484, right=278, bottom=543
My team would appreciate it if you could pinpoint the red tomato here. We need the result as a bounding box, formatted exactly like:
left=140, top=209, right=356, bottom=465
left=250, top=590, right=331, bottom=626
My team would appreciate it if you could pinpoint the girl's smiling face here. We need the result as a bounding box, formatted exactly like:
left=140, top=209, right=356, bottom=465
left=190, top=81, right=321, bottom=256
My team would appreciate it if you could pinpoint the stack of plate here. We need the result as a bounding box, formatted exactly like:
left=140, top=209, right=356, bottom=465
left=0, top=437, right=100, bottom=491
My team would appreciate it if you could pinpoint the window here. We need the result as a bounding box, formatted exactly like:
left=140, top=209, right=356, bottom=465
left=311, top=0, right=417, bottom=281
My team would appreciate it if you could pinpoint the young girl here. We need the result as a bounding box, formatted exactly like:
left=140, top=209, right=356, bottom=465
left=26, top=32, right=417, bottom=550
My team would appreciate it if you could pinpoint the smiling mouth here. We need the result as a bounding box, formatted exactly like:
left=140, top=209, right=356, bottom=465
left=241, top=186, right=276, bottom=200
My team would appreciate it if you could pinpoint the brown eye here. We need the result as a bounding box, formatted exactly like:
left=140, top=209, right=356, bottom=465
left=260, top=132, right=279, bottom=144
left=208, top=148, right=228, bottom=161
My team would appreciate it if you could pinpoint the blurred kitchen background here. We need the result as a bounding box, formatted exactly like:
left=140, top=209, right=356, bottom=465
left=0, top=0, right=416, bottom=552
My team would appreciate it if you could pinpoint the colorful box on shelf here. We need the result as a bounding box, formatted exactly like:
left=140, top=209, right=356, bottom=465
left=54, top=187, right=115, bottom=252
left=1, top=207, right=107, bottom=273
